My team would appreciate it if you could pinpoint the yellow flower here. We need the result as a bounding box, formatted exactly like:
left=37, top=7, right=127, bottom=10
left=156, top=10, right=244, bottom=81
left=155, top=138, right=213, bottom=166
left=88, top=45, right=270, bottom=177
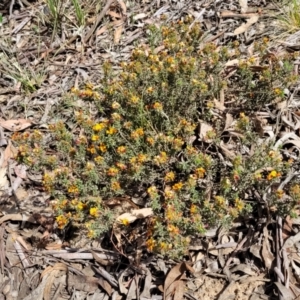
left=168, top=224, right=180, bottom=235
left=190, top=204, right=197, bottom=214
left=56, top=215, right=69, bottom=229
left=166, top=205, right=182, bottom=221
left=111, top=113, right=122, bottom=121
left=129, top=95, right=140, bottom=104
left=93, top=123, right=106, bottom=132
left=229, top=207, right=239, bottom=218
left=115, top=162, right=127, bottom=170
left=111, top=181, right=121, bottom=191
left=179, top=119, right=188, bottom=126
left=147, top=186, right=158, bottom=199
left=117, top=146, right=127, bottom=154
left=146, top=137, right=155, bottom=146
left=106, top=127, right=118, bottom=135
left=68, top=185, right=79, bottom=195
left=159, top=242, right=168, bottom=251
left=274, top=88, right=282, bottom=95
left=120, top=218, right=130, bottom=226
left=130, top=157, right=137, bottom=164
left=154, top=151, right=168, bottom=165
left=153, top=102, right=163, bottom=111
left=86, top=162, right=94, bottom=170
left=195, top=167, right=206, bottom=179
left=172, top=182, right=183, bottom=191
left=276, top=190, right=284, bottom=199
left=124, top=121, right=132, bottom=129
left=146, top=238, right=156, bottom=252
left=234, top=198, right=244, bottom=211
left=71, top=199, right=78, bottom=206
left=94, top=156, right=104, bottom=164
left=166, top=56, right=175, bottom=64
left=107, top=167, right=119, bottom=176
left=99, top=143, right=107, bottom=152
left=164, top=172, right=175, bottom=182
left=111, top=101, right=121, bottom=109
left=215, top=196, right=226, bottom=206
left=268, top=151, right=276, bottom=158
left=172, top=138, right=184, bottom=150
left=164, top=187, right=176, bottom=200
left=131, top=128, right=144, bottom=139
left=206, top=101, right=214, bottom=109
left=77, top=202, right=85, bottom=210
left=146, top=86, right=154, bottom=93
left=87, top=229, right=96, bottom=238
left=186, top=146, right=197, bottom=155
left=267, top=170, right=280, bottom=180
left=187, top=175, right=197, bottom=188
left=137, top=153, right=147, bottom=163
left=90, top=207, right=99, bottom=217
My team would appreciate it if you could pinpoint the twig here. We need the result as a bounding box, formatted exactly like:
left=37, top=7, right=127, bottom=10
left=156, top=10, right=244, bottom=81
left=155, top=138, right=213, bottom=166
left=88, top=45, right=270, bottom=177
left=276, top=216, right=284, bottom=300
left=0, top=225, right=5, bottom=274
left=223, top=227, right=252, bottom=269
left=276, top=217, right=283, bottom=283
left=9, top=0, right=15, bottom=18
left=83, top=0, right=114, bottom=44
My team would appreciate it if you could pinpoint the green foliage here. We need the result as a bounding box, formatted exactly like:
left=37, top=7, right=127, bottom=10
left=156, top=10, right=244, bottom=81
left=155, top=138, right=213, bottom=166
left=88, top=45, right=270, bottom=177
left=277, top=0, right=300, bottom=33
left=12, top=17, right=300, bottom=258
left=71, top=0, right=85, bottom=27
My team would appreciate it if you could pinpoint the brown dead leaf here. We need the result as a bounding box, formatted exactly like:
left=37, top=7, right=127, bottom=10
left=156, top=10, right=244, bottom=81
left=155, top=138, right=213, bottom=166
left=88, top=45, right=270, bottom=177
left=283, top=215, right=293, bottom=240
left=14, top=164, right=27, bottom=179
left=154, top=45, right=165, bottom=54
left=224, top=114, right=234, bottom=131
left=0, top=119, right=32, bottom=132
left=0, top=168, right=8, bottom=193
left=249, top=65, right=269, bottom=72
left=262, top=227, right=274, bottom=269
left=219, top=143, right=236, bottom=160
left=14, top=187, right=28, bottom=201
left=96, top=25, right=108, bottom=36
left=234, top=15, right=259, bottom=35
left=198, top=121, right=214, bottom=142
left=43, top=263, right=68, bottom=300
left=239, top=0, right=248, bottom=13
left=41, top=263, right=68, bottom=279
left=2, top=141, right=17, bottom=168
left=98, top=277, right=112, bottom=296
left=118, top=0, right=127, bottom=14
left=11, top=232, right=32, bottom=251
left=174, top=280, right=185, bottom=300
left=225, top=59, right=239, bottom=66
left=116, top=208, right=153, bottom=224
left=114, top=19, right=124, bottom=44
left=91, top=250, right=113, bottom=266
left=213, top=98, right=226, bottom=111
left=67, top=273, right=99, bottom=294
left=133, top=13, right=147, bottom=21
left=274, top=282, right=294, bottom=300
left=253, top=116, right=265, bottom=137
left=107, top=10, right=122, bottom=19
left=45, top=242, right=63, bottom=250
left=164, top=262, right=192, bottom=300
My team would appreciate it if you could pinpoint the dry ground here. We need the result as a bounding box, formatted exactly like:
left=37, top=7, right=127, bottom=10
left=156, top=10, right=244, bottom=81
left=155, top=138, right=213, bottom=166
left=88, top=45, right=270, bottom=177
left=0, top=0, right=300, bottom=299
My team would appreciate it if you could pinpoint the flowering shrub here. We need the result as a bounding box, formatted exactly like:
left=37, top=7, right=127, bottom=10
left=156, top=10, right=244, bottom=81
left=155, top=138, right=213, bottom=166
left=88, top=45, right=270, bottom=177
left=12, top=16, right=300, bottom=257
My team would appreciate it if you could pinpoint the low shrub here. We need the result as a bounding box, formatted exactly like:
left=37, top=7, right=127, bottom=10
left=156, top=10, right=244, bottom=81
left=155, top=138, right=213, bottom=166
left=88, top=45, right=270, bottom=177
left=12, top=16, right=300, bottom=257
